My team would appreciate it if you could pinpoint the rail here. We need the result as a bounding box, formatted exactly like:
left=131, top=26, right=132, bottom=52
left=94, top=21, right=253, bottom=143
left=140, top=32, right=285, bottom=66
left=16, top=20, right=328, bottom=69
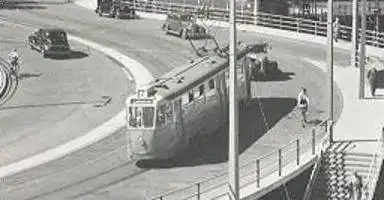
left=150, top=120, right=328, bottom=200
left=363, top=127, right=384, bottom=200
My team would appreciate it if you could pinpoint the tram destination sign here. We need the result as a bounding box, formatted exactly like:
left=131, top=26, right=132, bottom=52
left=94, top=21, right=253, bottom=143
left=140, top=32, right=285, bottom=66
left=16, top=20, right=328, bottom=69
left=130, top=98, right=154, bottom=104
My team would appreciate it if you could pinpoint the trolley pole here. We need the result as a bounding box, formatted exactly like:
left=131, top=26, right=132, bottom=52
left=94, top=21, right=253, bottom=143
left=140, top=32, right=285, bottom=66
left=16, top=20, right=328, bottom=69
left=228, top=0, right=239, bottom=197
left=326, top=0, right=334, bottom=142
left=351, top=0, right=358, bottom=68
left=359, top=0, right=367, bottom=99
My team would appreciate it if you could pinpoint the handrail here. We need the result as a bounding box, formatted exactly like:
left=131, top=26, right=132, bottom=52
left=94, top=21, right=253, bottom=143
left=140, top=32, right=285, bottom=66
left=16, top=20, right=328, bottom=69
left=362, top=129, right=384, bottom=200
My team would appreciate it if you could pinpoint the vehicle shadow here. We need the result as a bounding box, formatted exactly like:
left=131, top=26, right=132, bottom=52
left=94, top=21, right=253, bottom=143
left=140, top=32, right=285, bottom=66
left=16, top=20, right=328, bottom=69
left=0, top=0, right=46, bottom=10
left=253, top=71, right=295, bottom=82
left=18, top=72, right=42, bottom=80
left=136, top=97, right=296, bottom=169
left=46, top=50, right=89, bottom=60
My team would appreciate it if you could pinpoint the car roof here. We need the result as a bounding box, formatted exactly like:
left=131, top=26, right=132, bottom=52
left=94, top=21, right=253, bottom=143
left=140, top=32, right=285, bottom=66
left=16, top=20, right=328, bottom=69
left=39, top=28, right=66, bottom=33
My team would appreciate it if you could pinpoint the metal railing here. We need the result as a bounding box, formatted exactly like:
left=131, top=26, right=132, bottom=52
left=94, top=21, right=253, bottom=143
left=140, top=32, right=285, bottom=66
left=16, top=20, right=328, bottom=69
left=150, top=121, right=328, bottom=200
left=363, top=128, right=384, bottom=200
left=128, top=0, right=384, bottom=49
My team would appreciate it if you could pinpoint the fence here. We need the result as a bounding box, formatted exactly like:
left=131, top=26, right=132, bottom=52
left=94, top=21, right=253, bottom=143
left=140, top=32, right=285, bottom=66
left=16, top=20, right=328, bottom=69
left=126, top=1, right=384, bottom=199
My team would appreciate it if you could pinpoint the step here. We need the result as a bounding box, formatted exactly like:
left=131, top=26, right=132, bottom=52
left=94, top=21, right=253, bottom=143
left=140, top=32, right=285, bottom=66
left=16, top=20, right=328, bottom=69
left=344, top=153, right=374, bottom=162
left=344, top=160, right=371, bottom=169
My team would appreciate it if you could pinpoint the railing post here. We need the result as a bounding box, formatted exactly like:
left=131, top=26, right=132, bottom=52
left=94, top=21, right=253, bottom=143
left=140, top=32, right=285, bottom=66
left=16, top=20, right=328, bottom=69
left=256, top=159, right=260, bottom=188
left=296, top=18, right=300, bottom=33
left=314, top=22, right=318, bottom=35
left=278, top=149, right=282, bottom=176
left=296, top=139, right=300, bottom=165
left=197, top=183, right=201, bottom=200
left=312, top=129, right=316, bottom=155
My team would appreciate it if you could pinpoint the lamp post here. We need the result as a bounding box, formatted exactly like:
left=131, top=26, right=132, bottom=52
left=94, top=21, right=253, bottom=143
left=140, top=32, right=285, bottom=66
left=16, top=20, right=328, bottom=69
left=228, top=0, right=239, bottom=198
left=326, top=0, right=334, bottom=141
left=351, top=0, right=358, bottom=68
left=359, top=0, right=367, bottom=99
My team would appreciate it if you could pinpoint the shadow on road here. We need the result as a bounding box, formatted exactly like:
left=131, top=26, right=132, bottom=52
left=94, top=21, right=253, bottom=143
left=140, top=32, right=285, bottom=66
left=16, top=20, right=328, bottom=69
left=18, top=72, right=42, bottom=80
left=137, top=97, right=296, bottom=169
left=46, top=50, right=89, bottom=60
left=254, top=71, right=295, bottom=82
left=0, top=0, right=46, bottom=10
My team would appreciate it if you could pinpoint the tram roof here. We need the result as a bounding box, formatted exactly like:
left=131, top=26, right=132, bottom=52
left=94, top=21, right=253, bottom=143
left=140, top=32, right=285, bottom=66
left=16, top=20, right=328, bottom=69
left=146, top=43, right=267, bottom=101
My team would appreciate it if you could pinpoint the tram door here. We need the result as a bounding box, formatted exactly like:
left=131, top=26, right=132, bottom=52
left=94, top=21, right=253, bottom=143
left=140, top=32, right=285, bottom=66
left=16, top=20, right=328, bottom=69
left=173, top=98, right=184, bottom=147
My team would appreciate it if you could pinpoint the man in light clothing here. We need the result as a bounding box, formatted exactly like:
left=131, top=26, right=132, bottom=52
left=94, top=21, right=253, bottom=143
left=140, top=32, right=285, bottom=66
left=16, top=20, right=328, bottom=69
left=297, top=87, right=309, bottom=127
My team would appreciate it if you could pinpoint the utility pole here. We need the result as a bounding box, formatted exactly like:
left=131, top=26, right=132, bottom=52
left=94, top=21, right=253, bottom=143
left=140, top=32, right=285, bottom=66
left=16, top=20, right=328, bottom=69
left=253, top=0, right=258, bottom=25
left=351, top=0, right=358, bottom=68
left=359, top=0, right=367, bottom=99
left=228, top=0, right=239, bottom=198
left=326, top=0, right=334, bottom=142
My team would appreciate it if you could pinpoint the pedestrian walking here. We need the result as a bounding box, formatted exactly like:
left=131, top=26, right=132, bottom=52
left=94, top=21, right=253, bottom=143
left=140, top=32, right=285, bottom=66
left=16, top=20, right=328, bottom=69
left=297, top=87, right=309, bottom=127
left=333, top=17, right=340, bottom=42
left=349, top=171, right=363, bottom=200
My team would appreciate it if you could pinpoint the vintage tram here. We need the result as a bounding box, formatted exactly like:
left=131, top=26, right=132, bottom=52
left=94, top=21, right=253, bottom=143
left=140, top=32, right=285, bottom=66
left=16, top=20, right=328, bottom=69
left=126, top=42, right=268, bottom=160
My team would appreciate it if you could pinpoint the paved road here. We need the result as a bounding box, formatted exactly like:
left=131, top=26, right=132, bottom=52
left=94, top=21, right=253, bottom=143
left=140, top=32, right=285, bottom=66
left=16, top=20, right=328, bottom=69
left=0, top=20, right=131, bottom=166
left=0, top=3, right=345, bottom=200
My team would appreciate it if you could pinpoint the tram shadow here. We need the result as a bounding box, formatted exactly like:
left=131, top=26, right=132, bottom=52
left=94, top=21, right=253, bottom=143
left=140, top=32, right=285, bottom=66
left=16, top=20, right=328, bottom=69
left=137, top=97, right=296, bottom=168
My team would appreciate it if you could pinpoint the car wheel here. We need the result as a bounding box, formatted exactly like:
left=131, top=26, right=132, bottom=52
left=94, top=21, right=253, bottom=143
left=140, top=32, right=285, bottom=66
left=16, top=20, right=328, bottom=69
left=164, top=25, right=170, bottom=35
left=181, top=29, right=187, bottom=40
left=41, top=48, right=47, bottom=58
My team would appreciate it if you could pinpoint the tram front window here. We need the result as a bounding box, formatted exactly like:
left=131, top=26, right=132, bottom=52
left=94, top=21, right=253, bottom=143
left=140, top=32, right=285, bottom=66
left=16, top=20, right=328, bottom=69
left=128, top=106, right=155, bottom=128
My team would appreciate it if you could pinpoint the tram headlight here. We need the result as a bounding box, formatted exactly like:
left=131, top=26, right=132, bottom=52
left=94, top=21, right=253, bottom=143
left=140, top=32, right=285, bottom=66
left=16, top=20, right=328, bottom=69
left=138, top=136, right=147, bottom=149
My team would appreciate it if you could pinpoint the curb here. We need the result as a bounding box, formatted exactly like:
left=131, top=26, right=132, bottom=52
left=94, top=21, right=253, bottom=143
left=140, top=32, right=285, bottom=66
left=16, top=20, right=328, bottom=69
left=0, top=63, right=8, bottom=99
left=0, top=23, right=153, bottom=179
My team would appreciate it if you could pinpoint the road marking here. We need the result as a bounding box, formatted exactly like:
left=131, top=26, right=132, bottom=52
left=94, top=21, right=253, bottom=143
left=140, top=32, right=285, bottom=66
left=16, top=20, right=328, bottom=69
left=0, top=18, right=153, bottom=178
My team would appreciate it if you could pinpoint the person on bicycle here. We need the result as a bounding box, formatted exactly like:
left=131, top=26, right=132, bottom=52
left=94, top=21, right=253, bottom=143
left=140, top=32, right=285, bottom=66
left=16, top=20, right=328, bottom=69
left=297, top=87, right=310, bottom=127
left=8, top=48, right=20, bottom=70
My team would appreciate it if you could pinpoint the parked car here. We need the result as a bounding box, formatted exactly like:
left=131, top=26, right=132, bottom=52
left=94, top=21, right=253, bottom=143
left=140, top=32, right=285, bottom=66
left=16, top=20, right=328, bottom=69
left=246, top=43, right=280, bottom=80
left=162, top=13, right=207, bottom=39
left=28, top=28, right=70, bottom=57
left=95, top=0, right=135, bottom=19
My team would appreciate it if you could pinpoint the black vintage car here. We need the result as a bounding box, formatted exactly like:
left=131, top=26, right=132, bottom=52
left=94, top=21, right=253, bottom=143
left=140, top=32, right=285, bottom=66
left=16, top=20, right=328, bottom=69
left=246, top=43, right=280, bottom=80
left=162, top=13, right=207, bottom=39
left=28, top=28, right=70, bottom=57
left=95, top=0, right=135, bottom=19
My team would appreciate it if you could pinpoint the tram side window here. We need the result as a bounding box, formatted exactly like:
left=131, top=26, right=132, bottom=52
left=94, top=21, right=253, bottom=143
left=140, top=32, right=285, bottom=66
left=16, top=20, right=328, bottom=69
left=209, top=79, right=215, bottom=89
left=199, top=85, right=204, bottom=96
left=165, top=103, right=173, bottom=123
left=188, top=91, right=194, bottom=103
left=157, top=104, right=166, bottom=127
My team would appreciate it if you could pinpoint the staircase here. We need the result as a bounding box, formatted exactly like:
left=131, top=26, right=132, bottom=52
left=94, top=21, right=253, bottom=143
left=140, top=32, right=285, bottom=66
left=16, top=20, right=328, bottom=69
left=307, top=142, right=350, bottom=200
left=304, top=141, right=384, bottom=200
